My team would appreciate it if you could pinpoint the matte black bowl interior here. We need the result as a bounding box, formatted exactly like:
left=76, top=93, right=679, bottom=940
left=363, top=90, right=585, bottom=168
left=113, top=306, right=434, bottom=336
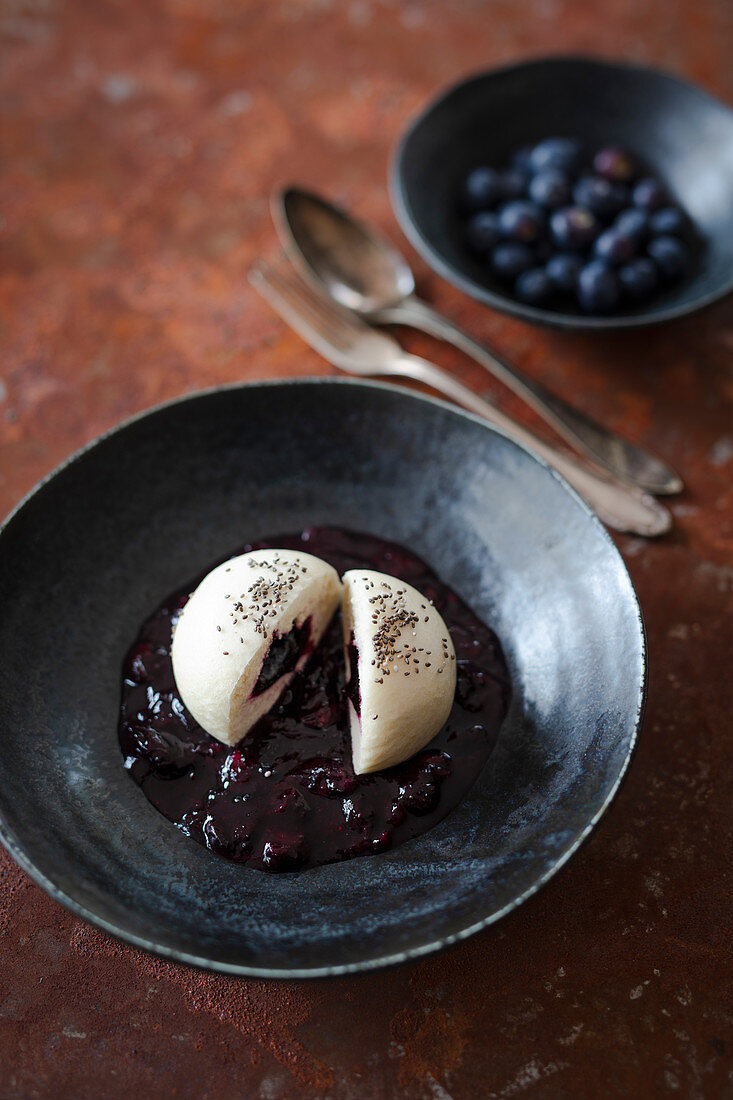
left=391, top=56, right=733, bottom=330
left=0, top=380, right=645, bottom=977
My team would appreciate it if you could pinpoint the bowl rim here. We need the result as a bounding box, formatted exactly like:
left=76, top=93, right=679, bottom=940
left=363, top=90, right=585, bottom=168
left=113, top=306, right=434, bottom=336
left=390, top=53, right=733, bottom=331
left=0, top=377, right=647, bottom=978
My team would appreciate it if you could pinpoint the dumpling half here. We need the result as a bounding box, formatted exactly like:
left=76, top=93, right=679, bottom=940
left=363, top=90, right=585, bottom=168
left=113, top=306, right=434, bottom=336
left=171, top=549, right=342, bottom=746
left=341, top=569, right=457, bottom=774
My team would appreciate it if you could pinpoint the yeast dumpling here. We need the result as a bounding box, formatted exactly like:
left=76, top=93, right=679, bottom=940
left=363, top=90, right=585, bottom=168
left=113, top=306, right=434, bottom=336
left=171, top=549, right=341, bottom=746
left=341, top=569, right=457, bottom=774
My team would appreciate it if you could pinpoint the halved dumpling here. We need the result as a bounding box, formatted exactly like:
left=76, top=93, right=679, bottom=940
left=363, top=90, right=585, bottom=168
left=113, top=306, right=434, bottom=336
left=171, top=549, right=342, bottom=745
left=341, top=569, right=457, bottom=774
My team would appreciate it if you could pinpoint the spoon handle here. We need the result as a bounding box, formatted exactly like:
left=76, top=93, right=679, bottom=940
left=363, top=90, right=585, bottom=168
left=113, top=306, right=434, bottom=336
left=384, top=352, right=671, bottom=537
left=375, top=295, right=682, bottom=497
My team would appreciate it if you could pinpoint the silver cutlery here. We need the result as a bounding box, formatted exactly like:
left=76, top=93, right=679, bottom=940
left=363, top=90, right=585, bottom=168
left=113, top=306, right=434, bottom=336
left=249, top=258, right=672, bottom=537
left=273, top=187, right=683, bottom=497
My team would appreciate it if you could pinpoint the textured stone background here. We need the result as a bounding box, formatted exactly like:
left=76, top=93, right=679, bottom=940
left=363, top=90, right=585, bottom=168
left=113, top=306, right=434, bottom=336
left=1, top=1, right=732, bottom=1097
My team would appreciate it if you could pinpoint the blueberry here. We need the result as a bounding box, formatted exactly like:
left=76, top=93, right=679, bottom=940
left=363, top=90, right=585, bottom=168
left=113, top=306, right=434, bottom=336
left=127, top=647, right=175, bottom=693
left=618, top=257, right=659, bottom=300
left=649, top=206, right=686, bottom=236
left=632, top=177, right=668, bottom=212
left=497, top=199, right=545, bottom=243
left=500, top=168, right=528, bottom=199
left=132, top=726, right=195, bottom=778
left=301, top=760, right=357, bottom=796
left=261, top=833, right=307, bottom=872
left=420, top=751, right=452, bottom=779
left=461, top=166, right=503, bottom=211
left=201, top=798, right=253, bottom=860
left=614, top=207, right=650, bottom=241
left=465, top=211, right=500, bottom=253
left=491, top=242, right=534, bottom=280
left=220, top=750, right=253, bottom=786
left=550, top=206, right=600, bottom=250
left=593, top=146, right=636, bottom=183
left=515, top=267, right=554, bottom=305
left=178, top=808, right=206, bottom=841
left=528, top=137, right=583, bottom=175
left=403, top=780, right=439, bottom=815
left=277, top=787, right=310, bottom=816
left=388, top=801, right=406, bottom=826
left=528, top=169, right=571, bottom=209
left=370, top=830, right=392, bottom=853
left=573, top=176, right=628, bottom=218
left=593, top=227, right=638, bottom=266
left=577, top=261, right=621, bottom=312
left=647, top=235, right=690, bottom=279
left=545, top=252, right=584, bottom=292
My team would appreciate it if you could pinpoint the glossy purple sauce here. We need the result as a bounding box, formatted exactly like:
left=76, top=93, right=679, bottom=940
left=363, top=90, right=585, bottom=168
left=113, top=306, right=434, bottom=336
left=118, top=528, right=511, bottom=873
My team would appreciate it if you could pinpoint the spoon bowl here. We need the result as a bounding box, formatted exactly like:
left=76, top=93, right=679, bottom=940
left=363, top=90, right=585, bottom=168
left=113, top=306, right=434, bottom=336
left=276, top=188, right=413, bottom=313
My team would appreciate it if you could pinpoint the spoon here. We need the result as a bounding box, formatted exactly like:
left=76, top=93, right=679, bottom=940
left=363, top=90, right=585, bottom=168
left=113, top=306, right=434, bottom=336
left=273, top=187, right=683, bottom=497
left=250, top=258, right=672, bottom=538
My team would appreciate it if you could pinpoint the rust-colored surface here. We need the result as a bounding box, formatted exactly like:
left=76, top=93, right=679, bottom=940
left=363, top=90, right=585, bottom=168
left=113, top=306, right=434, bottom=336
left=1, top=2, right=732, bottom=1097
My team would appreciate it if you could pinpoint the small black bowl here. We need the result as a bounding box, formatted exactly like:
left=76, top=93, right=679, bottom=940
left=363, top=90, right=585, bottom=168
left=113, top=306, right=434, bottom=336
left=0, top=380, right=645, bottom=977
left=391, top=56, right=733, bottom=329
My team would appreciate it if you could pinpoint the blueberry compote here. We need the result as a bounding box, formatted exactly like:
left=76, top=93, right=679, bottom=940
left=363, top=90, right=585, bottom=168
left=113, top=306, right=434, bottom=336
left=119, top=528, right=511, bottom=873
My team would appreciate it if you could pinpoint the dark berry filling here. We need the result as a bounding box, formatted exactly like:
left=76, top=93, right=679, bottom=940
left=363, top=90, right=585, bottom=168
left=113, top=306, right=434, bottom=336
left=345, top=636, right=360, bottom=717
left=252, top=618, right=311, bottom=696
left=118, top=527, right=511, bottom=873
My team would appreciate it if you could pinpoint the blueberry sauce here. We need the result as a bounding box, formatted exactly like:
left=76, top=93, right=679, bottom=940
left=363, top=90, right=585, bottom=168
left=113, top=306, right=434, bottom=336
left=118, top=528, right=511, bottom=873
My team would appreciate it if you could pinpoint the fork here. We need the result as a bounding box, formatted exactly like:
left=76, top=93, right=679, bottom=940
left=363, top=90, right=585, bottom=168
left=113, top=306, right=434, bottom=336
left=249, top=260, right=672, bottom=537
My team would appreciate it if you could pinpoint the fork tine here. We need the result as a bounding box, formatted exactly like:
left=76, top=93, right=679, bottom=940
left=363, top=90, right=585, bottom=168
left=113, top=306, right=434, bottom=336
left=272, top=261, right=371, bottom=336
left=249, top=263, right=347, bottom=354
left=250, top=260, right=361, bottom=355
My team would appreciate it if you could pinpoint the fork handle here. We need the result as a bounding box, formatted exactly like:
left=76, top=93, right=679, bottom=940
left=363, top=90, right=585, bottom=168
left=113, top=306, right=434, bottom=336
left=375, top=296, right=682, bottom=496
left=386, top=353, right=671, bottom=537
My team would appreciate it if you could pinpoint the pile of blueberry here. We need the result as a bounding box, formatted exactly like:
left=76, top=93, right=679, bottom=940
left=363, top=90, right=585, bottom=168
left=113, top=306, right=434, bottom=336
left=459, top=138, right=692, bottom=313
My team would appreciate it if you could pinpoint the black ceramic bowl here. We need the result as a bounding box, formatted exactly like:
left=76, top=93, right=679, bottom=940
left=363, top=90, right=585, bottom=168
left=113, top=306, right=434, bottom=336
left=0, top=380, right=645, bottom=977
left=391, top=56, right=733, bottom=329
